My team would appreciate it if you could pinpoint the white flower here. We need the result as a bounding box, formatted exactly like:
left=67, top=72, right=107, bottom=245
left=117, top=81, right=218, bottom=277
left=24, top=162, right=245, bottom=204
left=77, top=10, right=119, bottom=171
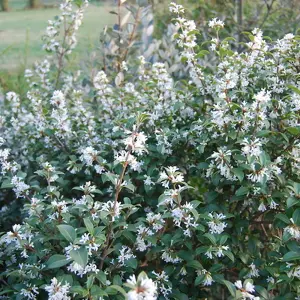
left=241, top=138, right=262, bottom=157
left=216, top=245, right=229, bottom=257
left=284, top=219, right=300, bottom=240
left=50, top=90, right=65, bottom=109
left=161, top=250, right=183, bottom=264
left=253, top=89, right=271, bottom=105
left=45, top=278, right=71, bottom=300
left=207, top=212, right=227, bottom=234
left=146, top=212, right=164, bottom=232
left=11, top=176, right=30, bottom=198
left=169, top=2, right=185, bottom=14
left=80, top=146, right=98, bottom=166
left=247, top=166, right=268, bottom=184
left=266, top=276, right=275, bottom=284
left=205, top=249, right=213, bottom=259
left=67, top=262, right=99, bottom=277
left=121, top=61, right=128, bottom=71
left=210, top=38, right=219, bottom=51
left=197, top=269, right=214, bottom=286
left=123, top=131, right=148, bottom=156
left=101, top=200, right=122, bottom=221
left=144, top=175, right=155, bottom=186
left=234, top=280, right=257, bottom=299
left=93, top=71, right=112, bottom=96
left=258, top=202, right=267, bottom=212
left=209, top=147, right=232, bottom=179
left=247, top=28, right=268, bottom=52
left=208, top=18, right=224, bottom=29
left=203, top=272, right=214, bottom=286
left=269, top=200, right=278, bottom=209
left=126, top=272, right=157, bottom=300
left=20, top=284, right=39, bottom=300
left=117, top=246, right=136, bottom=266
left=51, top=200, right=68, bottom=214
left=245, top=282, right=255, bottom=293
left=79, top=233, right=90, bottom=244
left=158, top=166, right=184, bottom=188
left=247, top=263, right=260, bottom=278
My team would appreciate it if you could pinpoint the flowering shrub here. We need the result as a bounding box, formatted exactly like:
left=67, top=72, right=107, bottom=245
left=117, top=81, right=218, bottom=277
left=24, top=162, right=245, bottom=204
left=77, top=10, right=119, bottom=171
left=0, top=1, right=300, bottom=299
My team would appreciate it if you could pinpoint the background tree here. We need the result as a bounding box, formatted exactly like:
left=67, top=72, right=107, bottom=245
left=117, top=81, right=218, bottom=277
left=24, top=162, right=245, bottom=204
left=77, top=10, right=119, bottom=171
left=0, top=0, right=9, bottom=11
left=29, top=0, right=40, bottom=9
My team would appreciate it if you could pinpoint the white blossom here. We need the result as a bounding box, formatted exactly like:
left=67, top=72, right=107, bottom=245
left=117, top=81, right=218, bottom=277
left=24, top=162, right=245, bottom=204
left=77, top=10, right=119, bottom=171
left=126, top=273, right=157, bottom=300
left=207, top=212, right=227, bottom=234
left=208, top=18, right=224, bottom=29
left=45, top=278, right=71, bottom=300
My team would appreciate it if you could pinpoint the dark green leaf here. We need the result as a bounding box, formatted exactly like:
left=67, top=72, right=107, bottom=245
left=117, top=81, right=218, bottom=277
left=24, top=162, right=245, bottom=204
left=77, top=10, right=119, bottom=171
left=57, top=225, right=76, bottom=243
left=46, top=255, right=70, bottom=269
left=70, top=247, right=88, bottom=267
left=283, top=251, right=300, bottom=262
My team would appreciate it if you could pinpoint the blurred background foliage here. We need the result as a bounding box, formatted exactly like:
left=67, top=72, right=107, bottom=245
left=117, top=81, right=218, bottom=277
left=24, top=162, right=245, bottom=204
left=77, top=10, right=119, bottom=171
left=0, top=0, right=299, bottom=98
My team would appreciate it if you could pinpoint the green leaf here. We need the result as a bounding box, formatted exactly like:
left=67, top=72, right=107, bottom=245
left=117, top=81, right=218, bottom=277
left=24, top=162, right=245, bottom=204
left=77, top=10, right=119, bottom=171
left=293, top=182, right=300, bottom=194
left=70, top=247, right=88, bottom=267
left=70, top=286, right=89, bottom=297
left=87, top=275, right=95, bottom=289
left=95, top=271, right=107, bottom=285
left=219, top=235, right=229, bottom=245
left=1, top=180, right=13, bottom=189
left=106, top=285, right=127, bottom=297
left=257, top=130, right=272, bottom=137
left=46, top=255, right=70, bottom=269
left=203, top=233, right=217, bottom=245
left=282, top=251, right=300, bottom=262
left=74, top=0, right=84, bottom=7
left=198, top=162, right=209, bottom=169
left=124, top=182, right=135, bottom=192
left=224, top=250, right=235, bottom=262
left=235, top=186, right=249, bottom=196
left=239, top=253, right=249, bottom=264
left=287, top=84, right=300, bottom=95
left=194, top=275, right=205, bottom=286
left=84, top=217, right=94, bottom=235
left=292, top=208, right=300, bottom=225
left=275, top=213, right=291, bottom=225
left=222, top=279, right=236, bottom=296
left=232, top=168, right=244, bottom=182
left=259, top=151, right=269, bottom=166
left=91, top=286, right=107, bottom=297
left=286, top=127, right=300, bottom=136
left=195, top=50, right=210, bottom=58
left=126, top=258, right=137, bottom=269
left=113, top=275, right=122, bottom=286
left=223, top=37, right=236, bottom=42
left=0, top=290, right=14, bottom=296
left=57, top=275, right=73, bottom=286
left=255, top=285, right=270, bottom=299
left=287, top=197, right=298, bottom=208
left=210, top=264, right=223, bottom=273
left=186, top=260, right=203, bottom=269
left=178, top=250, right=194, bottom=261
left=57, top=225, right=76, bottom=243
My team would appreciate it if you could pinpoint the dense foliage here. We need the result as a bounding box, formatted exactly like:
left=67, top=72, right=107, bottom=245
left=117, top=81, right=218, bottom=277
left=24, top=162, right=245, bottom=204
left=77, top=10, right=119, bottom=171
left=0, top=0, right=300, bottom=299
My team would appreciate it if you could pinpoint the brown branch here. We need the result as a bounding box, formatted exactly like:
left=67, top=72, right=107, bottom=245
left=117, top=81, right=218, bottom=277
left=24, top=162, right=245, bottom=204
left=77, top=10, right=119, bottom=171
left=121, top=8, right=141, bottom=63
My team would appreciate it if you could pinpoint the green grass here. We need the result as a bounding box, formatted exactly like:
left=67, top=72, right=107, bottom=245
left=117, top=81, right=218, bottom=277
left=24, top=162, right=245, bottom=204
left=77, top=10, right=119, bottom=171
left=0, top=2, right=115, bottom=70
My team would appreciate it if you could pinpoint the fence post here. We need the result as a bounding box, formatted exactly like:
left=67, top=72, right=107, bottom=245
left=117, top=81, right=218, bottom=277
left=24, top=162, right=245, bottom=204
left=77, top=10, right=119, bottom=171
left=0, top=0, right=9, bottom=11
left=235, top=0, right=243, bottom=52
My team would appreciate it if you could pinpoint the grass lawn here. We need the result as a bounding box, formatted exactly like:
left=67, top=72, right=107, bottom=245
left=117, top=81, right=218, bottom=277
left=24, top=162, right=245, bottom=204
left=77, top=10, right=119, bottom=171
left=0, top=1, right=115, bottom=70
